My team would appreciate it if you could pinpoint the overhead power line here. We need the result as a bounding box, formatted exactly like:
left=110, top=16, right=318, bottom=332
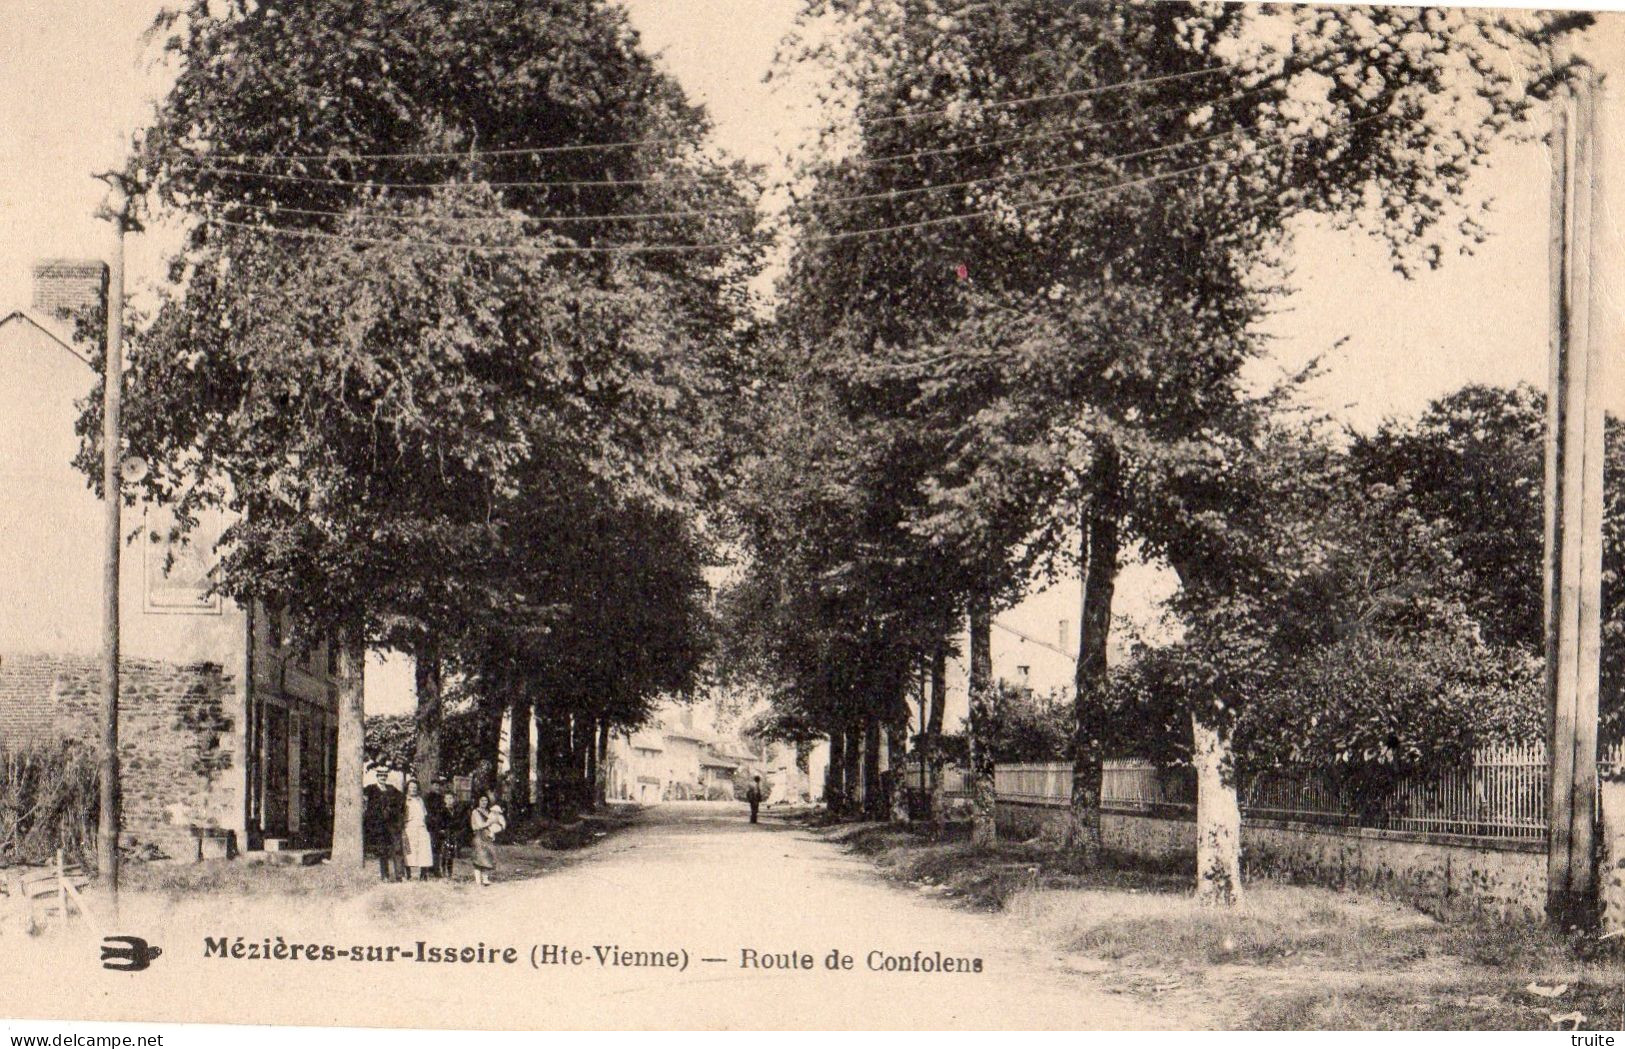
left=992, top=619, right=1077, bottom=663
left=196, top=113, right=1381, bottom=257
left=859, top=64, right=1228, bottom=127
left=160, top=64, right=1234, bottom=167
left=168, top=165, right=721, bottom=191
left=152, top=81, right=1293, bottom=211
left=200, top=116, right=1262, bottom=229
left=167, top=82, right=1234, bottom=190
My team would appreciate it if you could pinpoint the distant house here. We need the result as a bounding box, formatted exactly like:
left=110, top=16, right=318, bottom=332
left=603, top=699, right=771, bottom=803
left=701, top=736, right=766, bottom=796
left=762, top=741, right=812, bottom=804
left=608, top=725, right=667, bottom=804
left=0, top=260, right=341, bottom=859
left=656, top=709, right=708, bottom=800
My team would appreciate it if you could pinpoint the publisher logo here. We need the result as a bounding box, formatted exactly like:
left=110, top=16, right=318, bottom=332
left=101, top=935, right=162, bottom=972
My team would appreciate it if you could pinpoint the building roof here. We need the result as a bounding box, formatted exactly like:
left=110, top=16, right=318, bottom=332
left=0, top=309, right=91, bottom=367
left=707, top=740, right=759, bottom=762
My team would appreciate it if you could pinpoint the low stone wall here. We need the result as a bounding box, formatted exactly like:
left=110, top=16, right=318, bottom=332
left=1, top=652, right=240, bottom=861
left=995, top=799, right=1545, bottom=918
left=997, top=800, right=1071, bottom=842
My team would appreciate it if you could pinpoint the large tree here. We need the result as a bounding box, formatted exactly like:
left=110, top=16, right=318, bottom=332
left=1352, top=384, right=1625, bottom=735
left=93, top=0, right=759, bottom=862
left=769, top=0, right=1579, bottom=901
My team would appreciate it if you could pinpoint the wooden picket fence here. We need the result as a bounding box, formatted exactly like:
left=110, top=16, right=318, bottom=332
left=902, top=761, right=973, bottom=798
left=998, top=741, right=1625, bottom=842
left=994, top=763, right=1073, bottom=805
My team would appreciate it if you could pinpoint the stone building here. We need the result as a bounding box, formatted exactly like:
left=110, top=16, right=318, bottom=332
left=0, top=260, right=342, bottom=860
left=603, top=700, right=770, bottom=803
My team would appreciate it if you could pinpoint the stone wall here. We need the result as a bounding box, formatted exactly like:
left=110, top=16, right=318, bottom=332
left=996, top=800, right=1071, bottom=842
left=1, top=652, right=240, bottom=860
left=995, top=799, right=1545, bottom=918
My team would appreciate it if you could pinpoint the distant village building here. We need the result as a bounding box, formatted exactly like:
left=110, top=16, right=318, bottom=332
left=761, top=740, right=813, bottom=804
left=0, top=260, right=342, bottom=860
left=602, top=699, right=808, bottom=804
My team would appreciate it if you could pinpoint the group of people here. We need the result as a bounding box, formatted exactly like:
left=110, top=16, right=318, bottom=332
left=363, top=770, right=508, bottom=887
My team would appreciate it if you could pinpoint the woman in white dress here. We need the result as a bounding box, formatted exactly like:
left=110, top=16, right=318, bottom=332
left=401, top=779, right=435, bottom=881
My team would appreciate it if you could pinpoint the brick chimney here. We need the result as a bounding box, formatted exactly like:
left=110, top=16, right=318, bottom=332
left=31, top=258, right=108, bottom=322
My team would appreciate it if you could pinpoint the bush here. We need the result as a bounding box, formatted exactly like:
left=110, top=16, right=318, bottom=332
left=1234, top=633, right=1543, bottom=779
left=1099, top=631, right=1544, bottom=793
left=365, top=706, right=492, bottom=778
left=364, top=714, right=415, bottom=771
left=983, top=683, right=1072, bottom=763
left=0, top=741, right=99, bottom=869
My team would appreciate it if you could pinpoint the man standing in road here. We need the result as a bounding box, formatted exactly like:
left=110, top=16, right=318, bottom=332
left=746, top=776, right=763, bottom=825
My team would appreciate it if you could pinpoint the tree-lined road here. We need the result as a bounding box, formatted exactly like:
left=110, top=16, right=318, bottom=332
left=7, top=805, right=1176, bottom=1030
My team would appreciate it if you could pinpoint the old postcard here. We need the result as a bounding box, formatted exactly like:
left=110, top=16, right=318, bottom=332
left=2, top=0, right=1624, bottom=1033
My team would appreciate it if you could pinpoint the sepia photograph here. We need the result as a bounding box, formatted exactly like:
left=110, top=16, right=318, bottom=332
left=0, top=0, right=1623, bottom=1034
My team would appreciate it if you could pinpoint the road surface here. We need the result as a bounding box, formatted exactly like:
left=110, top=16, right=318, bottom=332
left=5, top=803, right=1179, bottom=1030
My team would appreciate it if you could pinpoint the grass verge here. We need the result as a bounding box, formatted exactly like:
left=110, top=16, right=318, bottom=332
left=120, top=806, right=641, bottom=909
left=828, top=821, right=1625, bottom=1030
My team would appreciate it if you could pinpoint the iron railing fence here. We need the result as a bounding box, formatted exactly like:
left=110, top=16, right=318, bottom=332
left=994, top=743, right=1625, bottom=842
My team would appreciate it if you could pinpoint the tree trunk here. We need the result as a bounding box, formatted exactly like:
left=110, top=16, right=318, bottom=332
left=888, top=725, right=910, bottom=823
left=843, top=722, right=863, bottom=813
left=594, top=720, right=610, bottom=807
left=1070, top=445, right=1120, bottom=858
left=477, top=689, right=504, bottom=800
left=825, top=729, right=846, bottom=814
left=968, top=595, right=997, bottom=847
left=1192, top=712, right=1243, bottom=906
left=572, top=714, right=592, bottom=813
left=508, top=688, right=533, bottom=821
left=1600, top=774, right=1625, bottom=935
left=412, top=647, right=443, bottom=787
left=929, top=640, right=948, bottom=839
left=584, top=718, right=599, bottom=807
left=535, top=707, right=563, bottom=819
left=927, top=641, right=947, bottom=740
left=562, top=714, right=577, bottom=804
left=862, top=718, right=882, bottom=818
left=330, top=629, right=367, bottom=866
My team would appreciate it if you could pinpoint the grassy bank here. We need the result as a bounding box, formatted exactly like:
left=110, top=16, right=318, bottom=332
left=829, top=822, right=1625, bottom=1030
left=118, top=805, right=641, bottom=926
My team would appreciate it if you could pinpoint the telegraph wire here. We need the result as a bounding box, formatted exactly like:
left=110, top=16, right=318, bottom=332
left=159, top=77, right=1296, bottom=203
left=196, top=113, right=1382, bottom=256
left=201, top=115, right=1265, bottom=229
left=160, top=64, right=1233, bottom=167
left=858, top=64, right=1227, bottom=127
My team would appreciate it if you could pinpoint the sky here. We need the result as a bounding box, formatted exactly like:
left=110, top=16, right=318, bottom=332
left=2, top=1, right=1617, bottom=417
left=2, top=1, right=1621, bottom=713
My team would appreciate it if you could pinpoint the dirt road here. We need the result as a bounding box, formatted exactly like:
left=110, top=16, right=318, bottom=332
left=4, top=804, right=1178, bottom=1030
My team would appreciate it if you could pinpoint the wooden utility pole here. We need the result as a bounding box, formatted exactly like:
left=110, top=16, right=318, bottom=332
left=1544, top=68, right=1606, bottom=929
left=93, top=173, right=136, bottom=908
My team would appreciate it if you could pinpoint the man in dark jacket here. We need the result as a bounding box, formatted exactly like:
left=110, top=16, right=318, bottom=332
left=746, top=776, right=763, bottom=825
left=363, top=767, right=405, bottom=881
